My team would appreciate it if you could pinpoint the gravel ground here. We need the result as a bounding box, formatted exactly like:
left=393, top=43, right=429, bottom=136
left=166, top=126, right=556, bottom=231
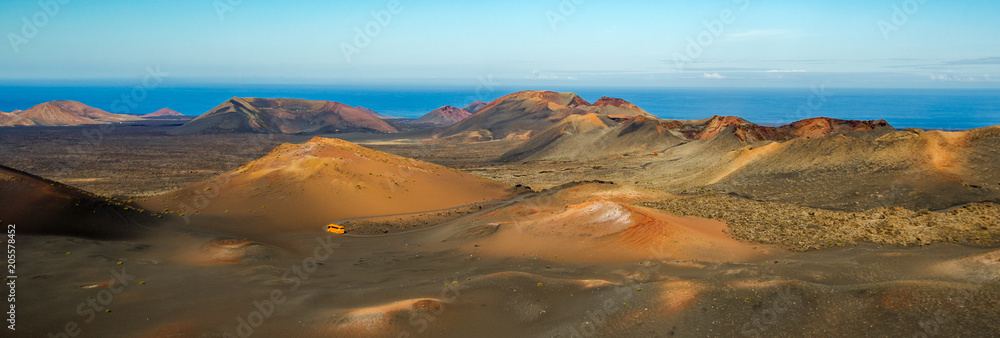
left=639, top=194, right=1000, bottom=251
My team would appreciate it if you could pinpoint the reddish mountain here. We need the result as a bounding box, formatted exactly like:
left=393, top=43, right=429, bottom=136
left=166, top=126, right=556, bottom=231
left=661, top=116, right=892, bottom=142
left=10, top=100, right=140, bottom=126
left=170, top=98, right=399, bottom=135
left=662, top=116, right=755, bottom=140
left=142, top=108, right=185, bottom=118
left=414, top=106, right=472, bottom=126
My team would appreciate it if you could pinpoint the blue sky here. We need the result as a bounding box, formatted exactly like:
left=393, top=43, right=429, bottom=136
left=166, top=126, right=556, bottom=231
left=1, top=0, right=998, bottom=88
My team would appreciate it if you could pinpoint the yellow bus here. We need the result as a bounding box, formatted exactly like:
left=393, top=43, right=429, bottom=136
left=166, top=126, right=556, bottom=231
left=326, top=224, right=345, bottom=234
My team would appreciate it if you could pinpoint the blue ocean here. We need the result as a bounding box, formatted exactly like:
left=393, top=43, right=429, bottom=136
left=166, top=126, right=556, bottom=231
left=0, top=85, right=997, bottom=130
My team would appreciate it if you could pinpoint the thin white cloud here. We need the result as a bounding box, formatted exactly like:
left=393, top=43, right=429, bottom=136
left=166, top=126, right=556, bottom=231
left=930, top=73, right=995, bottom=82
left=528, top=69, right=559, bottom=80
left=722, top=29, right=794, bottom=41
left=701, top=73, right=726, bottom=79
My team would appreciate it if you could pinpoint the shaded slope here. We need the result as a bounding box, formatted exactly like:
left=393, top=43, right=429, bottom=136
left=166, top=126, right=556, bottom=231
left=500, top=114, right=685, bottom=161
left=170, top=98, right=398, bottom=135
left=0, top=165, right=154, bottom=239
left=690, top=126, right=1000, bottom=210
left=142, top=137, right=515, bottom=231
left=462, top=101, right=488, bottom=114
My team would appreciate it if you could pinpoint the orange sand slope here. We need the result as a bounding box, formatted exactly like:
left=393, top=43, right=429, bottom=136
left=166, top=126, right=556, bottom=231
left=144, top=137, right=516, bottom=230
left=431, top=183, right=773, bottom=263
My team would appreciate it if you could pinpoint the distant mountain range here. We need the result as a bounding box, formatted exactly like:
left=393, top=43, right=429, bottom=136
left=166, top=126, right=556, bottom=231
left=436, top=91, right=656, bottom=142
left=0, top=100, right=141, bottom=127
left=168, top=97, right=398, bottom=135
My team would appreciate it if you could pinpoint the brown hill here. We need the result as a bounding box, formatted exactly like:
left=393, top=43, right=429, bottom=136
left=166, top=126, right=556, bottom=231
left=413, top=106, right=472, bottom=126
left=169, top=98, right=399, bottom=135
left=0, top=111, right=35, bottom=127
left=437, top=91, right=654, bottom=142
left=702, top=126, right=1000, bottom=210
left=142, top=137, right=515, bottom=231
left=9, top=100, right=140, bottom=126
left=142, top=107, right=184, bottom=118
left=462, top=101, right=488, bottom=113
left=500, top=114, right=685, bottom=161
left=626, top=125, right=1000, bottom=211
left=0, top=165, right=154, bottom=238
